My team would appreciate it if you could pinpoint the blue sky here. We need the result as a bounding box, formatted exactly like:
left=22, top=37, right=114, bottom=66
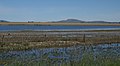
left=0, top=0, right=120, bottom=22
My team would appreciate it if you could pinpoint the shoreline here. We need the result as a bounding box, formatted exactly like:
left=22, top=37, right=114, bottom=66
left=0, top=29, right=120, bottom=32
left=0, top=22, right=120, bottom=26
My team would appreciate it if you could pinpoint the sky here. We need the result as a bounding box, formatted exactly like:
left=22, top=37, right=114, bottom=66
left=0, top=0, right=120, bottom=22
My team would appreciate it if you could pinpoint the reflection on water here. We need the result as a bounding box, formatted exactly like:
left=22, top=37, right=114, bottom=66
left=0, top=43, right=120, bottom=66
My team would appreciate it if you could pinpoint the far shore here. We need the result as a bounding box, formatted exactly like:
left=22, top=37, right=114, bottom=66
left=0, top=22, right=120, bottom=26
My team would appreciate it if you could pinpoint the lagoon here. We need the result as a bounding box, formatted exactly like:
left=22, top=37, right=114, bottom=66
left=0, top=25, right=120, bottom=31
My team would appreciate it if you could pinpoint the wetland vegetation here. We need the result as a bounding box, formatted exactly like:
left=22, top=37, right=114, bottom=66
left=0, top=43, right=120, bottom=66
left=0, top=30, right=120, bottom=66
left=0, top=30, right=120, bottom=51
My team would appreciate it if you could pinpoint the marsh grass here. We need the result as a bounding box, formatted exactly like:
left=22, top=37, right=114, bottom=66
left=0, top=43, right=120, bottom=66
left=0, top=34, right=120, bottom=51
left=2, top=53, right=120, bottom=66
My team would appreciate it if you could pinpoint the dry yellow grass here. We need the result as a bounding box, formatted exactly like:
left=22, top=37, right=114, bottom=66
left=0, top=22, right=120, bottom=26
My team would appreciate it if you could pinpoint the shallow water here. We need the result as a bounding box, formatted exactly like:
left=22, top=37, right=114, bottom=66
left=0, top=43, right=120, bottom=66
left=0, top=25, right=120, bottom=31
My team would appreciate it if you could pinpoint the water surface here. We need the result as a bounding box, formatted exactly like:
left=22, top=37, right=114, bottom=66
left=0, top=25, right=120, bottom=31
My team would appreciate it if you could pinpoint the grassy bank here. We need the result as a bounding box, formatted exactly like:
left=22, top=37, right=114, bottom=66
left=1, top=56, right=120, bottom=66
left=0, top=30, right=120, bottom=51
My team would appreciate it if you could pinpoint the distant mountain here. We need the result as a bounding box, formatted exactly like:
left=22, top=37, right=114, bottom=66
left=87, top=21, right=112, bottom=23
left=0, top=20, right=9, bottom=22
left=53, top=19, right=119, bottom=24
left=56, top=19, right=85, bottom=23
